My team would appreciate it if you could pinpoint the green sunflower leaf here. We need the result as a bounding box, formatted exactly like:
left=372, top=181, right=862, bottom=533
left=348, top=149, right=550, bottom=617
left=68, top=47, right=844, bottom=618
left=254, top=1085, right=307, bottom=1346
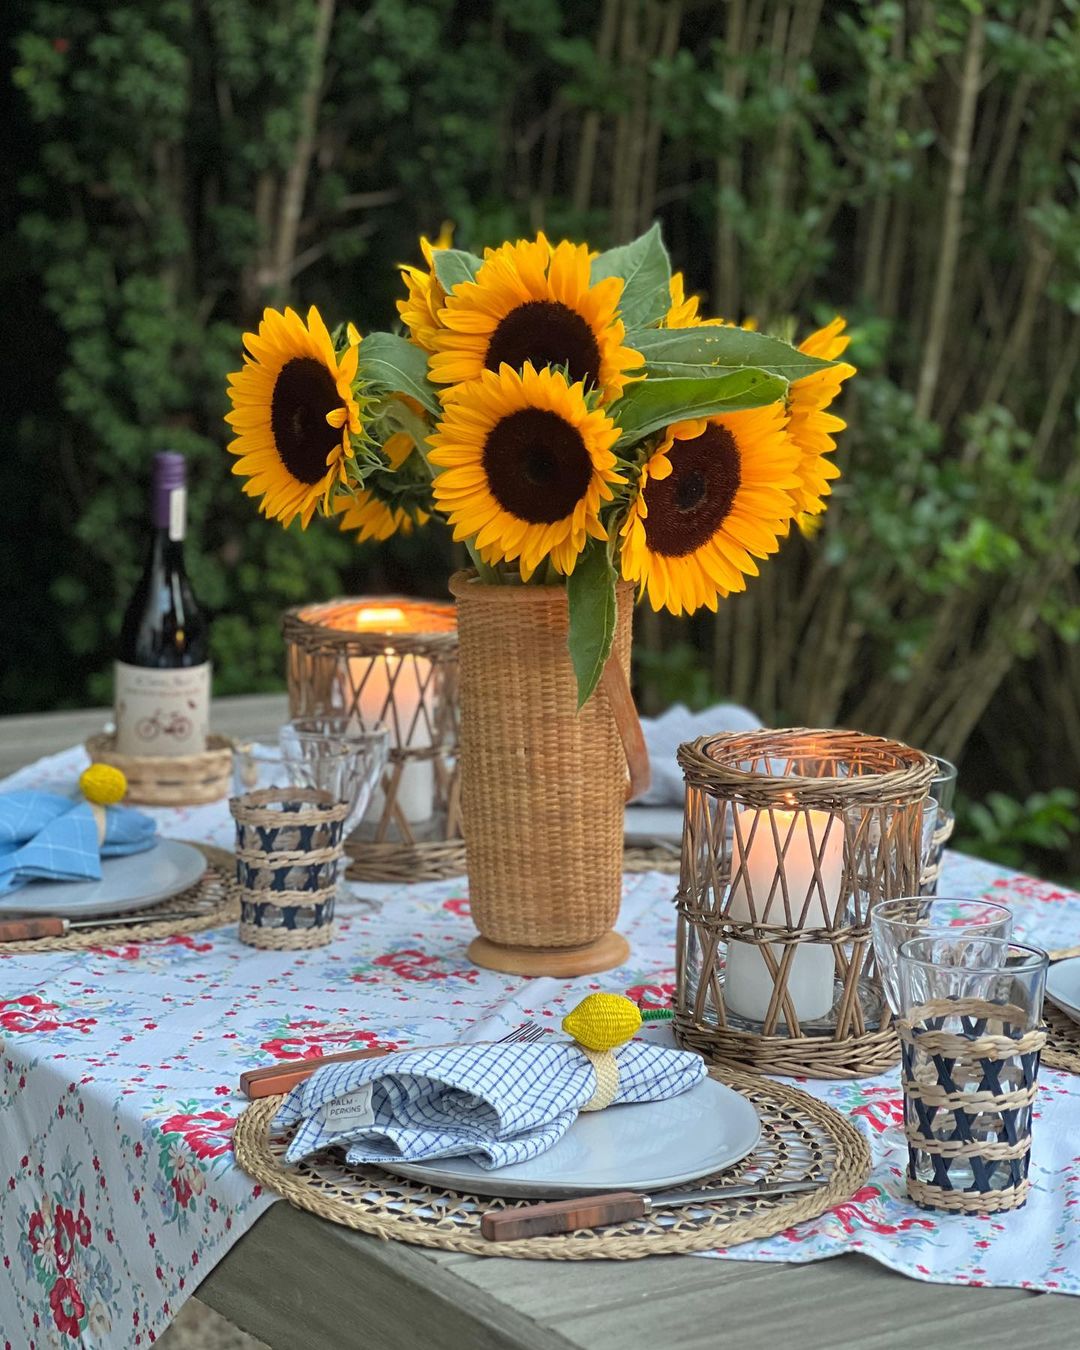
left=567, top=540, right=618, bottom=710
left=590, top=223, right=672, bottom=330
left=357, top=332, right=440, bottom=417
left=628, top=326, right=836, bottom=381
left=612, top=369, right=787, bottom=445
left=432, top=248, right=483, bottom=295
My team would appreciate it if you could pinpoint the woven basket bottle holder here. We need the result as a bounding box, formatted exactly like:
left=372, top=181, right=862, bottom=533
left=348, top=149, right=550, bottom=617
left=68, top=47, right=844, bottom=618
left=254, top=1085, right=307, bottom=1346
left=282, top=597, right=465, bottom=883
left=898, top=998, right=1046, bottom=1214
left=230, top=788, right=348, bottom=950
left=448, top=571, right=648, bottom=977
left=673, top=728, right=935, bottom=1079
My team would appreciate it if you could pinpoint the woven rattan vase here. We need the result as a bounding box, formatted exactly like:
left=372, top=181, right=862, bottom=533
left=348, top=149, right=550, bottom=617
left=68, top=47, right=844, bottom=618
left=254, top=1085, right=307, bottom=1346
left=449, top=571, right=646, bottom=976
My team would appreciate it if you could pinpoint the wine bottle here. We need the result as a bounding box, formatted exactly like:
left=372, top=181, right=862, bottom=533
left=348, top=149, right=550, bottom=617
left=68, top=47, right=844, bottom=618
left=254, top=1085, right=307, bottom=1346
left=114, top=452, right=211, bottom=757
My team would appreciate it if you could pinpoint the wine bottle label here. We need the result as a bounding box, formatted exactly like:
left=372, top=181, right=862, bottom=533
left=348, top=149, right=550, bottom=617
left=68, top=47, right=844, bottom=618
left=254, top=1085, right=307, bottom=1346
left=168, top=487, right=187, bottom=542
left=114, top=661, right=211, bottom=758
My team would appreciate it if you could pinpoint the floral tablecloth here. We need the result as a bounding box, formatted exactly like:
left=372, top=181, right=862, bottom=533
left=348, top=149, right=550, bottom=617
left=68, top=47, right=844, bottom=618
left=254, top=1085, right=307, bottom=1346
left=1, top=747, right=1079, bottom=1349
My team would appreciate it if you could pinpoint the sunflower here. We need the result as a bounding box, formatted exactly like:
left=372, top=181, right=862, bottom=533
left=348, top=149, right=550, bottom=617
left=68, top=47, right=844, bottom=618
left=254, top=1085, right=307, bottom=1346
left=335, top=431, right=430, bottom=543
left=620, top=403, right=801, bottom=616
left=396, top=223, right=454, bottom=353
left=428, top=234, right=643, bottom=405
left=428, top=361, right=624, bottom=577
left=786, top=316, right=856, bottom=516
left=226, top=306, right=362, bottom=529
left=663, top=272, right=724, bottom=328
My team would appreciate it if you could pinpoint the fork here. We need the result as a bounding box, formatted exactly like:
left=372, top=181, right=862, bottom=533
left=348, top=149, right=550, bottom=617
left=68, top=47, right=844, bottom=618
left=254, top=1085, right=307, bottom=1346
left=239, top=1019, right=547, bottom=1099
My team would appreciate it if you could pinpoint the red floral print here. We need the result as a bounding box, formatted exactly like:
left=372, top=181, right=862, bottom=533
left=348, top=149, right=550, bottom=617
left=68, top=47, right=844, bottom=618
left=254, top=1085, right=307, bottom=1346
left=52, top=1208, right=77, bottom=1273
left=259, top=1022, right=398, bottom=1062
left=48, top=1276, right=85, bottom=1337
left=368, top=949, right=479, bottom=983
left=624, top=981, right=675, bottom=1011
left=0, top=995, right=95, bottom=1036
left=158, top=1110, right=234, bottom=1160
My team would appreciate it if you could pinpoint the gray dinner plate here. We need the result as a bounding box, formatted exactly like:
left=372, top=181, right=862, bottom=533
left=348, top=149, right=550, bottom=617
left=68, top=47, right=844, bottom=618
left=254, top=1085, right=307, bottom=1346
left=0, top=839, right=207, bottom=919
left=379, top=1076, right=761, bottom=1198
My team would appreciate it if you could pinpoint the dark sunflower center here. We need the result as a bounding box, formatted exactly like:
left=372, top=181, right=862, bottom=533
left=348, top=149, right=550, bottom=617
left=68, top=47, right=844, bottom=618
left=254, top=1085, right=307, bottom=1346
left=643, top=423, right=741, bottom=557
left=485, top=301, right=602, bottom=388
left=270, top=357, right=343, bottom=484
left=482, top=408, right=592, bottom=524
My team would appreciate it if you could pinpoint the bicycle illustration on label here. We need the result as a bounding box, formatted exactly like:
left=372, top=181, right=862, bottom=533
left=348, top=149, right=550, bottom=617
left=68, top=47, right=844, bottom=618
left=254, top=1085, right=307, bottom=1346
left=135, top=708, right=194, bottom=743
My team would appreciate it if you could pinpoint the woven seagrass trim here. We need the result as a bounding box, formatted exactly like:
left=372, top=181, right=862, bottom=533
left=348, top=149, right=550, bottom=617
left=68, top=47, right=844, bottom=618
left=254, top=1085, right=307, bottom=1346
left=85, top=733, right=232, bottom=806
left=0, top=843, right=239, bottom=953
left=230, top=788, right=350, bottom=829
left=906, top=1175, right=1031, bottom=1214
left=231, top=1066, right=871, bottom=1260
left=238, top=921, right=336, bottom=950
left=1044, top=1002, right=1080, bottom=1075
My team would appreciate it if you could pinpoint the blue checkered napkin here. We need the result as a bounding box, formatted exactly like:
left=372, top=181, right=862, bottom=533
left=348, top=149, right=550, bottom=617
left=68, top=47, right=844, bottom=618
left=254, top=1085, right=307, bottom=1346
left=274, top=1040, right=707, bottom=1169
left=0, top=791, right=158, bottom=896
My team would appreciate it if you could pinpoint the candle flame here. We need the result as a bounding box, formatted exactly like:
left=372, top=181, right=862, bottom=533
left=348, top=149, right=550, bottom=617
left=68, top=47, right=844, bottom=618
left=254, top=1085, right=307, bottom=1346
left=354, top=606, right=409, bottom=631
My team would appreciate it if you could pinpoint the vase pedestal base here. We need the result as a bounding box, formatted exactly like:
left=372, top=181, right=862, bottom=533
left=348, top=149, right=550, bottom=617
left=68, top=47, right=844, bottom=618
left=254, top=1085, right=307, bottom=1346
left=467, top=931, right=630, bottom=977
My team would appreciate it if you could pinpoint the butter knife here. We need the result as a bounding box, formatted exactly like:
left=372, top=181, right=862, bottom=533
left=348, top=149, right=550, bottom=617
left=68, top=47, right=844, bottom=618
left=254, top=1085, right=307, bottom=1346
left=480, top=1177, right=824, bottom=1240
left=0, top=910, right=207, bottom=943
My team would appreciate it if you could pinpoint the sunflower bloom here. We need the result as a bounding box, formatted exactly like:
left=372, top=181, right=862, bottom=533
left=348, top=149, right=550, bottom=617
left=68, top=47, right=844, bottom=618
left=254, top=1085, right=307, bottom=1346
left=620, top=404, right=801, bottom=616
left=396, top=224, right=454, bottom=352
left=663, top=272, right=725, bottom=329
left=225, top=307, right=362, bottom=529
left=428, top=362, right=624, bottom=577
left=786, top=317, right=856, bottom=517
left=429, top=234, right=643, bottom=405
left=335, top=432, right=429, bottom=543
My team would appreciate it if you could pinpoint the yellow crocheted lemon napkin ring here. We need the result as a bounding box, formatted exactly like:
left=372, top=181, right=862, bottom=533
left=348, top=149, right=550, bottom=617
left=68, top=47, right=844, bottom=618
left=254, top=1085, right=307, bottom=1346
left=561, top=993, right=643, bottom=1114
left=80, top=764, right=128, bottom=845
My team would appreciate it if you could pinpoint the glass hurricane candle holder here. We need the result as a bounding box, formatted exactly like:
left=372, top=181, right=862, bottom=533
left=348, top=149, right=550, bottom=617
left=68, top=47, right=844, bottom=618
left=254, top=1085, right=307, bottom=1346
left=282, top=597, right=464, bottom=882
left=674, top=728, right=935, bottom=1079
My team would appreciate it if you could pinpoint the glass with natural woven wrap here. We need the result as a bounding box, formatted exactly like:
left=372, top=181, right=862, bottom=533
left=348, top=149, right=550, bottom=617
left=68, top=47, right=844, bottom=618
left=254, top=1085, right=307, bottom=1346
left=898, top=937, right=1048, bottom=1210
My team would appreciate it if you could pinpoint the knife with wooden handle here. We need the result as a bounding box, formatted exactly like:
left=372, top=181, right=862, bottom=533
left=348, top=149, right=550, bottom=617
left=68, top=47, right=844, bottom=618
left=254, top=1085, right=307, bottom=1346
left=0, top=910, right=206, bottom=944
left=240, top=1047, right=393, bottom=1100
left=480, top=1178, right=824, bottom=1241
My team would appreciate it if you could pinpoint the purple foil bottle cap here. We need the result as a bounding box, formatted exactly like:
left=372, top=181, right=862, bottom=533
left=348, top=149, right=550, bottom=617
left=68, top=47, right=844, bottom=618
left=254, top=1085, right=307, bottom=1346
left=152, top=452, right=186, bottom=529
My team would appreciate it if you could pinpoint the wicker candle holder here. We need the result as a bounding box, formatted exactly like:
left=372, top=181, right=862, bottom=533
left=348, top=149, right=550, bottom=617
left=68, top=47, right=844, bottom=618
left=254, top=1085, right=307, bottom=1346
left=282, top=597, right=464, bottom=883
left=230, top=788, right=348, bottom=950
left=674, top=728, right=935, bottom=1079
left=899, top=998, right=1046, bottom=1213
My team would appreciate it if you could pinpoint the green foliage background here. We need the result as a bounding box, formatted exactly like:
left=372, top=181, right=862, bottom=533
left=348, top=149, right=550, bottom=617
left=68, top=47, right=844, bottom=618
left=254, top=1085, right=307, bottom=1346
left=3, top=0, right=1079, bottom=870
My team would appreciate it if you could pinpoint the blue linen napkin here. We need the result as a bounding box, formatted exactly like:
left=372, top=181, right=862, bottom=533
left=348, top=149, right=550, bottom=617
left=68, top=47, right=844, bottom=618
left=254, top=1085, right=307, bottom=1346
left=0, top=791, right=158, bottom=896
left=274, top=1039, right=707, bottom=1169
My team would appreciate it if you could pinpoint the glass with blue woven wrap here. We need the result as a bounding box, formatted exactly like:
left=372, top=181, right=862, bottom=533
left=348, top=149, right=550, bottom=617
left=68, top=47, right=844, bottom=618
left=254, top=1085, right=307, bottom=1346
left=897, top=936, right=1048, bottom=1211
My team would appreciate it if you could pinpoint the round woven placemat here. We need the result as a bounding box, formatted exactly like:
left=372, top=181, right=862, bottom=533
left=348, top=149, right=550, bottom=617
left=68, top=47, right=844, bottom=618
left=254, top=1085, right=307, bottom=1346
left=623, top=844, right=680, bottom=875
left=1044, top=1003, right=1080, bottom=1075
left=0, top=842, right=239, bottom=953
left=232, top=1066, right=870, bottom=1259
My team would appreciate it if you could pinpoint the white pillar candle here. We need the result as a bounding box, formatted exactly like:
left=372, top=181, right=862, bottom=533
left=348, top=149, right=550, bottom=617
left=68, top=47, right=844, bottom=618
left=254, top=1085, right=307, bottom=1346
left=724, top=805, right=844, bottom=1025
left=341, top=607, right=434, bottom=827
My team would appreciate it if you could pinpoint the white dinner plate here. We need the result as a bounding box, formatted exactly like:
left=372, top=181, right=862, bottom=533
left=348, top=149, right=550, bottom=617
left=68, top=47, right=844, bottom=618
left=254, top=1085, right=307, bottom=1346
left=0, top=840, right=207, bottom=919
left=624, top=805, right=685, bottom=847
left=1047, top=957, right=1080, bottom=1025
left=379, top=1076, right=761, bottom=1198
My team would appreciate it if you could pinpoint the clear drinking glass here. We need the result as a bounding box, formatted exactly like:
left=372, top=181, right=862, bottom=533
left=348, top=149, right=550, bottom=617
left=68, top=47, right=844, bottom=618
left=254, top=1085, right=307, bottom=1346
left=897, top=937, right=1048, bottom=1208
left=918, top=756, right=958, bottom=895
left=232, top=731, right=388, bottom=837
left=278, top=718, right=390, bottom=835
left=870, top=897, right=1012, bottom=1015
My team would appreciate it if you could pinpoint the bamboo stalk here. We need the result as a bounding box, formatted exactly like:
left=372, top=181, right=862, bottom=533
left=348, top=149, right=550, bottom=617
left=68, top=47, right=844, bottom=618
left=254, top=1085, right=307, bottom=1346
left=914, top=9, right=985, bottom=420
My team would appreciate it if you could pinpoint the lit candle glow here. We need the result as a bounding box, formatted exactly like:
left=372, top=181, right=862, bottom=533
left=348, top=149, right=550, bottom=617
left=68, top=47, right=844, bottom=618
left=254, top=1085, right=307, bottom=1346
left=724, top=803, right=843, bottom=1025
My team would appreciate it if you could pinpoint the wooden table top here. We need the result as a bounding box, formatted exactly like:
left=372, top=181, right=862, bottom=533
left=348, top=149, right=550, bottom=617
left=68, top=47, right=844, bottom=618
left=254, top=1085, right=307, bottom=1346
left=1, top=696, right=1074, bottom=1349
